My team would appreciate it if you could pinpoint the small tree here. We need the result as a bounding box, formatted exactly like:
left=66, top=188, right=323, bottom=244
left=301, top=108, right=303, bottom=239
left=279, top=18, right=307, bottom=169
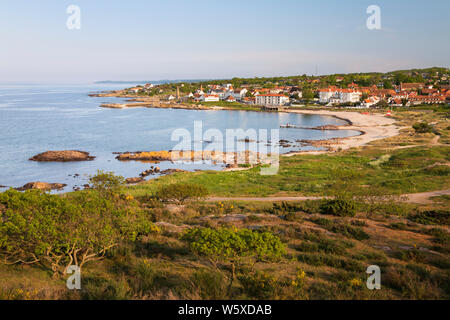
left=0, top=186, right=158, bottom=276
left=182, top=227, right=286, bottom=292
left=413, top=122, right=434, bottom=133
left=89, top=170, right=125, bottom=196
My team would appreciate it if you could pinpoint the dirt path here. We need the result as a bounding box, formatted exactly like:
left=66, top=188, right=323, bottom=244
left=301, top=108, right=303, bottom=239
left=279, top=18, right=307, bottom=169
left=207, top=189, right=450, bottom=204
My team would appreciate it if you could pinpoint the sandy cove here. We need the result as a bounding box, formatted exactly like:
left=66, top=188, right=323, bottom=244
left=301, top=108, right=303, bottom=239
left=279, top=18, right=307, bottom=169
left=281, top=109, right=400, bottom=156
left=93, top=91, right=401, bottom=159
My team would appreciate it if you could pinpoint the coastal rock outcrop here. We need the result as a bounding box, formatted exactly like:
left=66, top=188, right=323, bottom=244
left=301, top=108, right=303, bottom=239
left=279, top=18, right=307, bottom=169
left=160, top=168, right=186, bottom=175
left=29, top=150, right=95, bottom=162
left=125, top=177, right=144, bottom=184
left=16, top=182, right=67, bottom=191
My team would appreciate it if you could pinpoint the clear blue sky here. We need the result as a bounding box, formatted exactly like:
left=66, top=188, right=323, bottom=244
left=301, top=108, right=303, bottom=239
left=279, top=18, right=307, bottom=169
left=0, top=0, right=449, bottom=82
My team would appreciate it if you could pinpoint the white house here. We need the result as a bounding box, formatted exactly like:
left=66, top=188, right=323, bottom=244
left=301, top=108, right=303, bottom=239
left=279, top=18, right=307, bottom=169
left=339, top=89, right=362, bottom=103
left=319, top=89, right=338, bottom=103
left=232, top=88, right=248, bottom=101
left=255, top=94, right=289, bottom=106
left=361, top=96, right=380, bottom=108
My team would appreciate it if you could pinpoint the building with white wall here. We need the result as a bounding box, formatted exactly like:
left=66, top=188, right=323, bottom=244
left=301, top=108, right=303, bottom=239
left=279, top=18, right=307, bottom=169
left=255, top=94, right=289, bottom=106
left=339, top=89, right=362, bottom=103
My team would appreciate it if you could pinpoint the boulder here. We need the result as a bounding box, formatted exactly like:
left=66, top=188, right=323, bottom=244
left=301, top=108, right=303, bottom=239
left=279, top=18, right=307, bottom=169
left=126, top=177, right=144, bottom=184
left=29, top=150, right=95, bottom=162
left=17, top=182, right=67, bottom=191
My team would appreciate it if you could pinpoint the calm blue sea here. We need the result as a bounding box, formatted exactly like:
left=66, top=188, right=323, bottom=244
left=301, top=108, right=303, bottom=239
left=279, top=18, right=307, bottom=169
left=0, top=84, right=359, bottom=192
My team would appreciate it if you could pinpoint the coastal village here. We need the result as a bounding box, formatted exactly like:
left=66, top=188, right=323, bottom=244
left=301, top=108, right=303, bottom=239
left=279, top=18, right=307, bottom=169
left=116, top=67, right=450, bottom=110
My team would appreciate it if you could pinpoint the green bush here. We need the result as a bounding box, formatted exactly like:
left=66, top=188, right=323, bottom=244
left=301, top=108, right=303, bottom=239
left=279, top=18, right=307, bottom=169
left=155, top=183, right=209, bottom=203
left=266, top=201, right=305, bottom=215
left=329, top=223, right=370, bottom=240
left=89, top=170, right=125, bottom=196
left=412, top=122, right=434, bottom=133
left=182, top=227, right=286, bottom=263
left=320, top=197, right=357, bottom=217
left=409, top=210, right=450, bottom=225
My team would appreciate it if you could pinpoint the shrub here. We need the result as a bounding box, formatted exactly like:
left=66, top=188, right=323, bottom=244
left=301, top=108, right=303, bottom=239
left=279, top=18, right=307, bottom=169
left=409, top=210, right=450, bottom=225
left=89, top=170, right=125, bottom=196
left=330, top=223, right=370, bottom=240
left=191, top=269, right=227, bottom=300
left=412, top=122, right=434, bottom=133
left=320, top=197, right=357, bottom=217
left=239, top=271, right=278, bottom=299
left=155, top=183, right=208, bottom=203
left=425, top=228, right=450, bottom=245
left=266, top=201, right=305, bottom=215
left=297, top=253, right=364, bottom=272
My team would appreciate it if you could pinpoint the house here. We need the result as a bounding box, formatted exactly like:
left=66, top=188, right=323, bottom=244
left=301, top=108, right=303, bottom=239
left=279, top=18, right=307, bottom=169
left=361, top=96, right=380, bottom=108
left=319, top=89, right=338, bottom=104
left=409, top=95, right=446, bottom=105
left=319, top=87, right=361, bottom=104
left=230, top=88, right=248, bottom=101
left=242, top=97, right=255, bottom=105
left=400, top=83, right=425, bottom=91
left=225, top=95, right=236, bottom=102
left=421, top=88, right=439, bottom=95
left=255, top=94, right=289, bottom=106
left=339, top=89, right=362, bottom=103
left=199, top=94, right=220, bottom=102
left=389, top=98, right=407, bottom=107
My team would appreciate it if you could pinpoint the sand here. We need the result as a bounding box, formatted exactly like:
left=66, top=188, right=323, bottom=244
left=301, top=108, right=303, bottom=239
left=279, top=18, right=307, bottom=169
left=283, top=109, right=400, bottom=155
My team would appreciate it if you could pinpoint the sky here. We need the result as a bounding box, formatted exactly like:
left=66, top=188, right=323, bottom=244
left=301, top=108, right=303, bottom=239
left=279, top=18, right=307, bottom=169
left=0, top=0, right=449, bottom=83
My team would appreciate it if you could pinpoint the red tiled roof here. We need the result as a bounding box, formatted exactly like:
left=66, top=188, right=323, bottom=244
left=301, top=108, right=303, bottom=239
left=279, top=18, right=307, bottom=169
left=256, top=94, right=288, bottom=97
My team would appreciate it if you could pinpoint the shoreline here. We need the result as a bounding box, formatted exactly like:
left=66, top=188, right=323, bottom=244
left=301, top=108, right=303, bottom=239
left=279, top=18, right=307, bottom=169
left=94, top=91, right=401, bottom=168
left=279, top=109, right=399, bottom=156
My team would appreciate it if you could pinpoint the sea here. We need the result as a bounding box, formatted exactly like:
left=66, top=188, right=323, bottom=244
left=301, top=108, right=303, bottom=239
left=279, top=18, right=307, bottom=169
left=0, top=83, right=360, bottom=192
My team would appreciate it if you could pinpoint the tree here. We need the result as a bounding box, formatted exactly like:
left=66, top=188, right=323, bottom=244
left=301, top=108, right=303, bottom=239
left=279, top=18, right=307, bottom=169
left=302, top=89, right=314, bottom=103
left=0, top=173, right=159, bottom=276
left=401, top=98, right=408, bottom=106
left=182, top=227, right=285, bottom=292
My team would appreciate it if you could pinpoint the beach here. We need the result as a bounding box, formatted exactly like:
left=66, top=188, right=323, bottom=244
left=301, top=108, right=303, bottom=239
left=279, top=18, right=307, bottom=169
left=282, top=109, right=400, bottom=155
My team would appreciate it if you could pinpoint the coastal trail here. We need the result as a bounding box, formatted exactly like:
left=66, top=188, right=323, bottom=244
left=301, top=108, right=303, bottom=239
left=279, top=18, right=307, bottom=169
left=206, top=189, right=450, bottom=204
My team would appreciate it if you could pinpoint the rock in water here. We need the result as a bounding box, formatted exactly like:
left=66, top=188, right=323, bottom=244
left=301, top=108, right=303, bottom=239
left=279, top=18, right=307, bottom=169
left=16, top=182, right=67, bottom=191
left=29, top=150, right=95, bottom=162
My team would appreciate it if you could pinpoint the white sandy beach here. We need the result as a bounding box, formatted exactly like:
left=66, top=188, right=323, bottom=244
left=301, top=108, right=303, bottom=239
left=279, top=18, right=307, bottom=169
left=283, top=109, right=400, bottom=155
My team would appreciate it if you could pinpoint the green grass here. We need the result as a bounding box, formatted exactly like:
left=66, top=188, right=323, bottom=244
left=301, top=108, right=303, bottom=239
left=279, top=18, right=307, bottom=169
left=126, top=146, right=450, bottom=198
left=189, top=101, right=262, bottom=111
